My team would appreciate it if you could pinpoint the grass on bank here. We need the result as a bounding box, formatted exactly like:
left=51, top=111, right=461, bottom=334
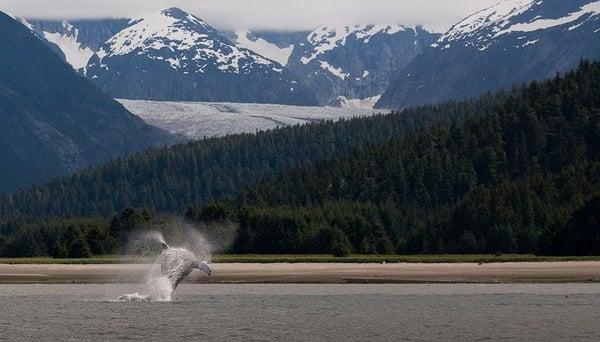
left=2, top=254, right=600, bottom=264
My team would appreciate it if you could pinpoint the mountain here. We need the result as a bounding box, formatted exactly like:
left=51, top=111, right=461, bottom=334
left=18, top=15, right=437, bottom=107
left=233, top=26, right=439, bottom=107
left=25, top=19, right=130, bottom=70
left=84, top=8, right=317, bottom=106
left=377, top=0, right=600, bottom=109
left=0, top=11, right=177, bottom=193
left=3, top=61, right=599, bottom=257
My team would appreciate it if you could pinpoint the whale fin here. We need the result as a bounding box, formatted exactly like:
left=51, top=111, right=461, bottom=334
left=194, top=260, right=212, bottom=276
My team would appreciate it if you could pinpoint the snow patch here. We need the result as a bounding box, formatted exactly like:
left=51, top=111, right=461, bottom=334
left=319, top=60, right=349, bottom=80
left=234, top=30, right=294, bottom=66
left=494, top=1, right=600, bottom=37
left=301, top=24, right=413, bottom=64
left=18, top=18, right=34, bottom=31
left=100, top=8, right=276, bottom=74
left=439, top=0, right=600, bottom=51
left=441, top=0, right=536, bottom=43
left=337, top=95, right=382, bottom=109
left=521, top=39, right=539, bottom=47
left=42, top=21, right=94, bottom=69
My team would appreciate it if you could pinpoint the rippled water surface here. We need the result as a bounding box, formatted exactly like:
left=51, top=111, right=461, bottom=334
left=1, top=283, right=600, bottom=341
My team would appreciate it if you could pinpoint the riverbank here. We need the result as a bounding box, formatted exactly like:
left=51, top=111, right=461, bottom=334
left=2, top=262, right=600, bottom=284
left=3, top=254, right=600, bottom=264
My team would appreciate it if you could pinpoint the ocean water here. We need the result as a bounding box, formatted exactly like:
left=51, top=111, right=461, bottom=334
left=1, top=283, right=600, bottom=341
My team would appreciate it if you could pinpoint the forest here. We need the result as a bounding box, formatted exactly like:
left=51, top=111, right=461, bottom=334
left=1, top=61, right=599, bottom=257
left=0, top=93, right=498, bottom=217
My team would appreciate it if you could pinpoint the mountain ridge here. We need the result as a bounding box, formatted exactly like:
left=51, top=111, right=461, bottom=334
left=0, top=11, right=177, bottom=193
left=84, top=8, right=318, bottom=105
left=377, top=0, right=600, bottom=109
left=17, top=11, right=439, bottom=107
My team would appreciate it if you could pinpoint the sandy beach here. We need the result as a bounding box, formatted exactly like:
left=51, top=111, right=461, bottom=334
left=1, top=262, right=600, bottom=284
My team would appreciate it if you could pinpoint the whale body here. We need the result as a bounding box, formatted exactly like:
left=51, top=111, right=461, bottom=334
left=118, top=241, right=211, bottom=301
left=157, top=244, right=212, bottom=290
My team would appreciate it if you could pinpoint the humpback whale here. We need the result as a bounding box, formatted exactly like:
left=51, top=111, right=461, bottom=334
left=118, top=239, right=212, bottom=301
left=158, top=242, right=212, bottom=290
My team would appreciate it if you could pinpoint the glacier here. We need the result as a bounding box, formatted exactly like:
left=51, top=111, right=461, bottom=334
left=119, top=99, right=388, bottom=140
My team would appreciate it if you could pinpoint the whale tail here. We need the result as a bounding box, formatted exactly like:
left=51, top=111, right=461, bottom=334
left=194, top=260, right=212, bottom=276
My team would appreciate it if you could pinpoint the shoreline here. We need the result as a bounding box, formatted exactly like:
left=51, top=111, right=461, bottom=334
left=3, top=254, right=600, bottom=265
left=2, top=262, right=600, bottom=284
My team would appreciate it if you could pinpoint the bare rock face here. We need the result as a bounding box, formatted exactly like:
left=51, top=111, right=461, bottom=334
left=236, top=26, right=439, bottom=106
left=284, top=25, right=439, bottom=106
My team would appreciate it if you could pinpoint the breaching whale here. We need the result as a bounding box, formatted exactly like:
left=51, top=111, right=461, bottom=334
left=158, top=242, right=212, bottom=290
left=117, top=240, right=212, bottom=301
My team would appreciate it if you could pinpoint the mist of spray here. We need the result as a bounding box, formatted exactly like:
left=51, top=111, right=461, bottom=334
left=117, top=217, right=237, bottom=301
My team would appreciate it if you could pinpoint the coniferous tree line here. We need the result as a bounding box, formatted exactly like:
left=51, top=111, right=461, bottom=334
left=0, top=93, right=499, bottom=218
left=0, top=209, right=156, bottom=257
left=1, top=61, right=599, bottom=256
left=200, top=61, right=600, bottom=256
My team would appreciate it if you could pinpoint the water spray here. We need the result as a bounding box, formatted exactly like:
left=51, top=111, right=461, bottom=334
left=117, top=217, right=237, bottom=301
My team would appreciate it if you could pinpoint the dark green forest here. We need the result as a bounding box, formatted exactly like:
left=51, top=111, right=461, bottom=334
left=228, top=62, right=600, bottom=256
left=1, top=61, right=599, bottom=257
left=0, top=92, right=499, bottom=218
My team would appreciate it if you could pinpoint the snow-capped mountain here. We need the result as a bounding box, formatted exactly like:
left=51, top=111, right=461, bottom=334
left=85, top=8, right=317, bottom=105
left=285, top=25, right=438, bottom=106
left=378, top=0, right=600, bottom=109
left=18, top=13, right=437, bottom=107
left=231, top=26, right=439, bottom=107
left=304, top=25, right=439, bottom=106
left=439, top=0, right=600, bottom=50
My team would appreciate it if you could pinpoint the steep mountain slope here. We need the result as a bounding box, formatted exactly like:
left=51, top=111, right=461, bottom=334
left=288, top=25, right=438, bottom=106
left=25, top=19, right=130, bottom=70
left=239, top=26, right=438, bottom=106
left=85, top=8, right=317, bottom=105
left=0, top=11, right=177, bottom=193
left=377, top=0, right=600, bottom=109
left=20, top=16, right=437, bottom=107
left=16, top=18, right=68, bottom=62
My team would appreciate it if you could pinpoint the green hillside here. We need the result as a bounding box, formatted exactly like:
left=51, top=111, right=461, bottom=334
left=1, top=62, right=599, bottom=257
left=202, top=61, right=600, bottom=256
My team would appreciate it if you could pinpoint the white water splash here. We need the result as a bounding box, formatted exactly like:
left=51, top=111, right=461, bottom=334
left=118, top=275, right=173, bottom=302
